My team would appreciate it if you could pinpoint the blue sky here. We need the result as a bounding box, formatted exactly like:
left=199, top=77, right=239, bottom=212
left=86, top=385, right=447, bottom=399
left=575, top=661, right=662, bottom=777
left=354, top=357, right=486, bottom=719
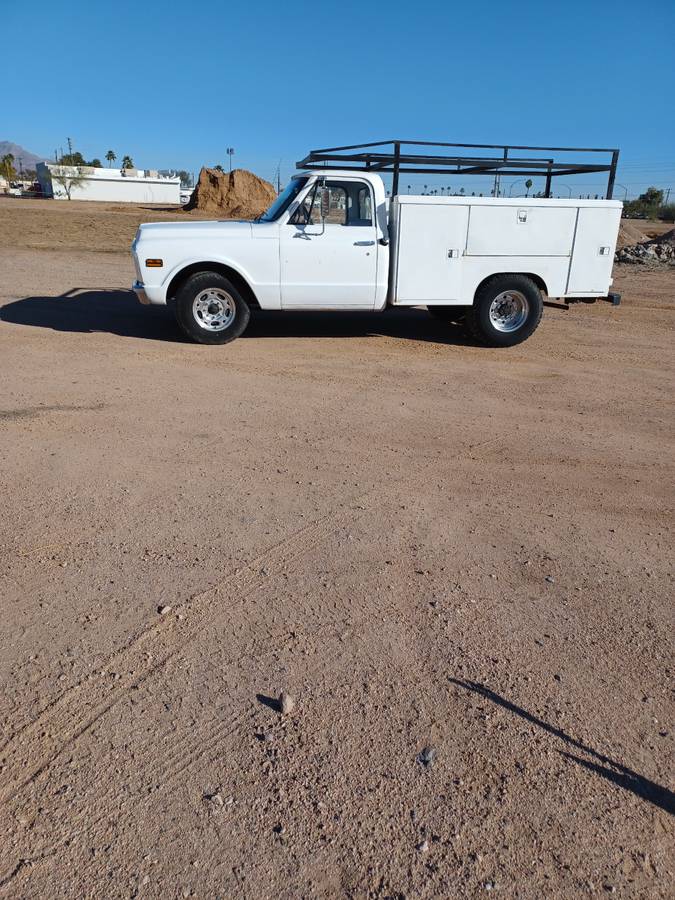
left=4, top=0, right=675, bottom=199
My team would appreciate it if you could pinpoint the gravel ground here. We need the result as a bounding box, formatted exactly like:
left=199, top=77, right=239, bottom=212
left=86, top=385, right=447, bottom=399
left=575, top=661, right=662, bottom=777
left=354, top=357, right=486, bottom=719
left=0, top=204, right=673, bottom=898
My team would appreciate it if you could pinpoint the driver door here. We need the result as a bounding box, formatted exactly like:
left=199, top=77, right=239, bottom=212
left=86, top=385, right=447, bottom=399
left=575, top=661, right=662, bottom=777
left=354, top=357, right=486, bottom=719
left=280, top=180, right=378, bottom=309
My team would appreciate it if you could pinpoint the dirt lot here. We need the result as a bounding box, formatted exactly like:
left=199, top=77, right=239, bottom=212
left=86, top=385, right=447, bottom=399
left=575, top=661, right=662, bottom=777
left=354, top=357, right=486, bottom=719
left=0, top=197, right=215, bottom=253
left=0, top=199, right=673, bottom=898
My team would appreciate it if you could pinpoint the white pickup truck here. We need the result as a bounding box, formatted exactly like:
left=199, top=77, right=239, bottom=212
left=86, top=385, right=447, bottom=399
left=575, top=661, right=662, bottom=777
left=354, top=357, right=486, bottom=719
left=131, top=141, right=622, bottom=347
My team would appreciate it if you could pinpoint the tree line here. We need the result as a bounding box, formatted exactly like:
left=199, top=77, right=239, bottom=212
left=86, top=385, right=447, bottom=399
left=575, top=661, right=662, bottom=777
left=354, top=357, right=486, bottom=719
left=623, top=187, right=675, bottom=222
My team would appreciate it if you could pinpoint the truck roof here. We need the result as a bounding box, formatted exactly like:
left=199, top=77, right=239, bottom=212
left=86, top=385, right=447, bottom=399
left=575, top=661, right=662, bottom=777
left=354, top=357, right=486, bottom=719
left=294, top=169, right=382, bottom=181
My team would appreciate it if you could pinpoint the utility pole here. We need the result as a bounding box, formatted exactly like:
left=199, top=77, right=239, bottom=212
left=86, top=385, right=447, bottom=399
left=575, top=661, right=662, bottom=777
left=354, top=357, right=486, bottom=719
left=226, top=147, right=234, bottom=173
left=665, top=188, right=671, bottom=204
left=67, top=136, right=73, bottom=160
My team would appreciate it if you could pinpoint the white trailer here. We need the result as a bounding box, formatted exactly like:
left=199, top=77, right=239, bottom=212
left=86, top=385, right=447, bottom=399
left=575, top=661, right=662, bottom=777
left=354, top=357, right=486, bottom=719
left=131, top=140, right=622, bottom=347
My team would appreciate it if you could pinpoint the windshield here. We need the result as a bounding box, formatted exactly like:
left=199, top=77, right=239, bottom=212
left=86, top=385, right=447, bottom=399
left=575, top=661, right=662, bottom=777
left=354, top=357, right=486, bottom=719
left=258, top=177, right=308, bottom=222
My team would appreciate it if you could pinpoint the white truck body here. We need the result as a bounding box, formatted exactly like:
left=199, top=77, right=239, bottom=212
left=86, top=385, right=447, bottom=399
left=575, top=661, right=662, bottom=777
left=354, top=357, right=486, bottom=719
left=391, top=195, right=621, bottom=303
left=131, top=169, right=621, bottom=346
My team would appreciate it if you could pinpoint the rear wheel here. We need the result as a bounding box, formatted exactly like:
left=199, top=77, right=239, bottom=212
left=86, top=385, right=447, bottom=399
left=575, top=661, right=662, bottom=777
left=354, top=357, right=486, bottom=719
left=174, top=271, right=250, bottom=345
left=466, top=275, right=543, bottom=347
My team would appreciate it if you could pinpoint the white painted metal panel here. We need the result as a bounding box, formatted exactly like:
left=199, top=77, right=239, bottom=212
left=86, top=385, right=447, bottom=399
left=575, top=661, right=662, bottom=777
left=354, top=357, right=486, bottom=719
left=134, top=220, right=283, bottom=308
left=460, top=255, right=571, bottom=302
left=567, top=206, right=622, bottom=293
left=280, top=222, right=378, bottom=308
left=394, top=203, right=469, bottom=304
left=466, top=205, right=576, bottom=256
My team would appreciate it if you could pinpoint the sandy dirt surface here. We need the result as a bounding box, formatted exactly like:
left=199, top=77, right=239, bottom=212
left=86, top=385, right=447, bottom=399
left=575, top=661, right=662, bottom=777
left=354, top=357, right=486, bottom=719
left=0, top=202, right=673, bottom=899
left=0, top=197, right=215, bottom=254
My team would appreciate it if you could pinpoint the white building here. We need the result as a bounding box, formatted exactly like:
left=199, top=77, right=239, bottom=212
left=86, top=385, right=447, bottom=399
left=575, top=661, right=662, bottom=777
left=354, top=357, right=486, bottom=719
left=36, top=162, right=181, bottom=204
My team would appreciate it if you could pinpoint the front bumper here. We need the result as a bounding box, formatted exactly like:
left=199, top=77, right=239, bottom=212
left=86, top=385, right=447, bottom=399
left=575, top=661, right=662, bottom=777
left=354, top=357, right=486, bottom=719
left=133, top=280, right=151, bottom=305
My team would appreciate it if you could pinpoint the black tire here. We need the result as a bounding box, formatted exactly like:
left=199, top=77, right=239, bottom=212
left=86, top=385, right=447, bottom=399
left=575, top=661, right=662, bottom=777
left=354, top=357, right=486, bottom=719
left=174, top=271, right=251, bottom=345
left=427, top=305, right=470, bottom=323
left=466, top=274, right=543, bottom=347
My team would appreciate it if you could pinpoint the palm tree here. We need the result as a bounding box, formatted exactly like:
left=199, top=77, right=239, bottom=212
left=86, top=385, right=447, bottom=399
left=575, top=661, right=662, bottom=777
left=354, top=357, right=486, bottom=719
left=121, top=155, right=134, bottom=170
left=525, top=179, right=533, bottom=197
left=0, top=153, right=16, bottom=182
left=105, top=150, right=116, bottom=167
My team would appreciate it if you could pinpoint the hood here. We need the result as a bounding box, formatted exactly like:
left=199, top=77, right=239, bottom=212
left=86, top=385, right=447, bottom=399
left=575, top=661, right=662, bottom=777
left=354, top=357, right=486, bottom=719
left=137, top=220, right=253, bottom=241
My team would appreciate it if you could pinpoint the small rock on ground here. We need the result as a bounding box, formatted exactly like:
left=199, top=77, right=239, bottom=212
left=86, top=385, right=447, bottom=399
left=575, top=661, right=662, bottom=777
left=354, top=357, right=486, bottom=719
left=280, top=691, right=295, bottom=715
left=418, top=746, right=437, bottom=768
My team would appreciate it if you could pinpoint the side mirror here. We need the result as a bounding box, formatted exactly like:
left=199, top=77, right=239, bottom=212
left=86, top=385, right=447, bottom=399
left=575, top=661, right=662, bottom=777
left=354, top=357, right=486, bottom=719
left=320, top=187, right=330, bottom=220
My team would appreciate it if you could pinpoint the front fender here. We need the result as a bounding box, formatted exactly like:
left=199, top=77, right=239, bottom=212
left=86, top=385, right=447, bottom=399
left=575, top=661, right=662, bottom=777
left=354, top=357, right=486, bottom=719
left=163, top=254, right=280, bottom=310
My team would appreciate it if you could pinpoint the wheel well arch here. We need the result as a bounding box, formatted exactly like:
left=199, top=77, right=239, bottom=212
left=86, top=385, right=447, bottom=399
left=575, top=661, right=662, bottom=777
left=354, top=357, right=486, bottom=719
left=473, top=272, right=548, bottom=301
left=166, top=262, right=260, bottom=309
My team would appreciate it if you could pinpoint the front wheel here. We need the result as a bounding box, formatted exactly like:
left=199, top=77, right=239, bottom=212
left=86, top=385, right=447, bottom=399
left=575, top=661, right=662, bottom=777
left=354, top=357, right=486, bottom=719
left=466, top=275, right=543, bottom=347
left=174, top=271, right=251, bottom=345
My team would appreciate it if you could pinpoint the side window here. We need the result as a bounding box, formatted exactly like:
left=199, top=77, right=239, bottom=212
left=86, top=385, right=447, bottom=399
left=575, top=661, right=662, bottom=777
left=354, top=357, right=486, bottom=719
left=288, top=181, right=373, bottom=226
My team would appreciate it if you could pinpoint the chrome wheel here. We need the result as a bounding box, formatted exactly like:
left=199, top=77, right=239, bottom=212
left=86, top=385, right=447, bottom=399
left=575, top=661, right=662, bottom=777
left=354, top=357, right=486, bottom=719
left=193, top=288, right=236, bottom=332
left=488, top=290, right=529, bottom=333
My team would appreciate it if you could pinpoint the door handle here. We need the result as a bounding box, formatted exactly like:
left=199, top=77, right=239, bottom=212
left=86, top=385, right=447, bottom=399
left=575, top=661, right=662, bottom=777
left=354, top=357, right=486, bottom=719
left=353, top=240, right=375, bottom=246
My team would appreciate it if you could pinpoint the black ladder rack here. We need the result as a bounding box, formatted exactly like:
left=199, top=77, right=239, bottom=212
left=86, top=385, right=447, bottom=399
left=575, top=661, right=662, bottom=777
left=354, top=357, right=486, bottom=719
left=296, top=139, right=619, bottom=199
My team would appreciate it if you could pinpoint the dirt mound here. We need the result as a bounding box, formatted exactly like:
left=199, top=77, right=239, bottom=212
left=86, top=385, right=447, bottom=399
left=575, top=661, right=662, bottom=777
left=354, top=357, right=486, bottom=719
left=616, top=220, right=648, bottom=250
left=184, top=168, right=276, bottom=218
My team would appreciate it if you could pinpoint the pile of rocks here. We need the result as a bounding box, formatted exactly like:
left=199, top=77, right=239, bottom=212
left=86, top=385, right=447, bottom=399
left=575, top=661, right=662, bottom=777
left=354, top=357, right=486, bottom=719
left=615, top=227, right=675, bottom=265
left=616, top=241, right=675, bottom=265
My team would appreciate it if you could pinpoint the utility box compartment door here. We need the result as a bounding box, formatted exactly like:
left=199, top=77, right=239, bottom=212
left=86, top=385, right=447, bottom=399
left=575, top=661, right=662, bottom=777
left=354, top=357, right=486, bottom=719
left=567, top=206, right=622, bottom=293
left=466, top=205, right=576, bottom=256
left=394, top=203, right=469, bottom=303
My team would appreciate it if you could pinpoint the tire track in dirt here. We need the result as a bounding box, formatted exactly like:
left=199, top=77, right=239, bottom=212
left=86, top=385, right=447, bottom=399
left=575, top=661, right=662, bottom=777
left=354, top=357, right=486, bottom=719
left=0, top=496, right=369, bottom=807
left=78, top=705, right=259, bottom=843
left=1, top=489, right=454, bottom=892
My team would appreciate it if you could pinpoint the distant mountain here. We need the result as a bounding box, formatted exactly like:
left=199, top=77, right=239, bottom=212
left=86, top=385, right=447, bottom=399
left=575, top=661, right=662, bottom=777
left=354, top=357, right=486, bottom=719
left=0, top=141, right=48, bottom=172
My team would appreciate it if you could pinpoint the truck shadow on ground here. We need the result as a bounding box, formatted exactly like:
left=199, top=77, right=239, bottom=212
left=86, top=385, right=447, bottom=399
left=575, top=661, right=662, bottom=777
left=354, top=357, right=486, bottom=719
left=449, top=678, right=675, bottom=816
left=0, top=289, right=476, bottom=346
left=0, top=289, right=183, bottom=342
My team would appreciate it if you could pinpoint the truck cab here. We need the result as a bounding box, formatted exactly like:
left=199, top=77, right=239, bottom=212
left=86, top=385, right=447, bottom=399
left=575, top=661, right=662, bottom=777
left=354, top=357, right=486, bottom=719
left=133, top=170, right=390, bottom=315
